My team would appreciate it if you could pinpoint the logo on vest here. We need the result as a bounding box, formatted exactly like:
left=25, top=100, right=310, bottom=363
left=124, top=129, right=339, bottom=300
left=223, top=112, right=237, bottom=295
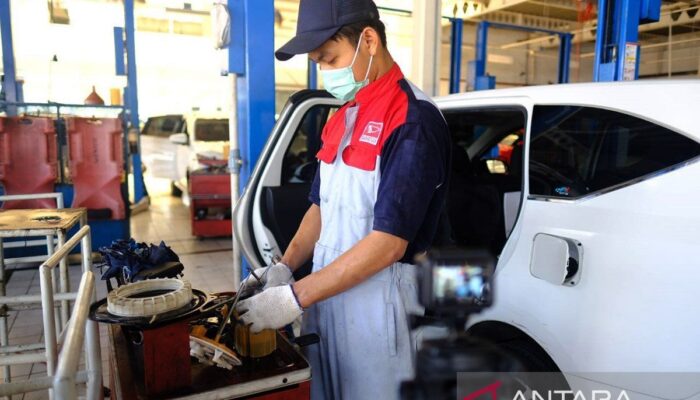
left=359, top=121, right=384, bottom=145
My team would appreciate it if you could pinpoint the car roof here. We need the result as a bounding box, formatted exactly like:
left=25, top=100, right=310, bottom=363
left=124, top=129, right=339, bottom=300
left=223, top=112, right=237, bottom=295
left=435, top=79, right=700, bottom=102
left=434, top=80, right=700, bottom=141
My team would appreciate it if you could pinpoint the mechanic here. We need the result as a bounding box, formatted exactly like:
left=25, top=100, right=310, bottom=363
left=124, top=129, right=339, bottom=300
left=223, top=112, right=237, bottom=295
left=236, top=0, right=451, bottom=398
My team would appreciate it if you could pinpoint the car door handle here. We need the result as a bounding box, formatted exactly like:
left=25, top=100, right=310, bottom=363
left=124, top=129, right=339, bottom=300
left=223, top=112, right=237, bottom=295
left=529, top=233, right=583, bottom=286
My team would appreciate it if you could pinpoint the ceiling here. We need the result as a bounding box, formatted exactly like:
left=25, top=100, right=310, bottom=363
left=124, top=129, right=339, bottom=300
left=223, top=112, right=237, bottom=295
left=274, top=0, right=700, bottom=49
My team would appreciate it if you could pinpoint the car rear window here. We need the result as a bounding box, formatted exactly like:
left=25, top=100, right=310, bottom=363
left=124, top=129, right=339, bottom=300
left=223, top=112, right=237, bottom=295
left=529, top=106, right=700, bottom=199
left=194, top=119, right=229, bottom=142
left=142, top=115, right=183, bottom=137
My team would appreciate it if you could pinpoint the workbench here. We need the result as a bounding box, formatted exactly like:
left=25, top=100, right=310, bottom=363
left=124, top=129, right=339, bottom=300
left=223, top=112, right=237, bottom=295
left=107, top=323, right=311, bottom=399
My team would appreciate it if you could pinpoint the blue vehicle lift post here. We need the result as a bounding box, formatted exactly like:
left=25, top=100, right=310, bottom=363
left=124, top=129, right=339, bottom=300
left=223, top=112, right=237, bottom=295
left=461, top=21, right=574, bottom=91
left=122, top=0, right=146, bottom=204
left=449, top=18, right=464, bottom=94
left=227, top=0, right=276, bottom=281
left=593, top=0, right=661, bottom=81
left=308, top=60, right=318, bottom=90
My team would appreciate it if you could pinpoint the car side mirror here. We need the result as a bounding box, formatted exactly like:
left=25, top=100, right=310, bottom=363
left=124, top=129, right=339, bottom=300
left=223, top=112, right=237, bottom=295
left=169, top=133, right=189, bottom=145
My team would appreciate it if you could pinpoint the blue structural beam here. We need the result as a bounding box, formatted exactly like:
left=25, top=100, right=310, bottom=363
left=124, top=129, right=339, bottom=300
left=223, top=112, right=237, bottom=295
left=113, top=27, right=126, bottom=76
left=474, top=21, right=489, bottom=81
left=0, top=0, right=18, bottom=116
left=449, top=18, right=463, bottom=94
left=227, top=0, right=275, bottom=190
left=308, top=60, right=318, bottom=90
left=123, top=0, right=146, bottom=203
left=558, top=34, right=573, bottom=84
left=227, top=0, right=276, bottom=279
left=487, top=21, right=570, bottom=37
left=468, top=21, right=571, bottom=91
left=593, top=0, right=661, bottom=81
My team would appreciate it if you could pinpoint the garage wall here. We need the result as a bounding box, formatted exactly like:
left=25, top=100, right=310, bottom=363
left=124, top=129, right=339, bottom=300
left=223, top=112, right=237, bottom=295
left=437, top=22, right=598, bottom=95
left=638, top=32, right=700, bottom=77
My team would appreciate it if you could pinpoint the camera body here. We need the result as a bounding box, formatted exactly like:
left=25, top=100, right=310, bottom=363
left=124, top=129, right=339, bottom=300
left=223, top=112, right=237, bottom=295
left=401, top=248, right=521, bottom=400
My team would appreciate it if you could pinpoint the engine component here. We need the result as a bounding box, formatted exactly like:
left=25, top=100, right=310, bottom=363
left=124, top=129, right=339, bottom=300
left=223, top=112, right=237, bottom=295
left=234, top=321, right=277, bottom=358
left=190, top=336, right=241, bottom=370
left=107, top=278, right=193, bottom=317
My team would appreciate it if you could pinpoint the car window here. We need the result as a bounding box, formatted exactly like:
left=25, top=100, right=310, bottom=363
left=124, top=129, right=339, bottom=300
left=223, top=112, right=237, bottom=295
left=443, top=109, right=525, bottom=178
left=194, top=119, right=229, bottom=142
left=142, top=115, right=184, bottom=138
left=442, top=107, right=527, bottom=253
left=530, top=106, right=700, bottom=199
left=282, top=106, right=337, bottom=184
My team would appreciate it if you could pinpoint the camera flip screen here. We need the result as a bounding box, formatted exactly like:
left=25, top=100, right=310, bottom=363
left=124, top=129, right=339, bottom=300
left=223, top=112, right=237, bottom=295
left=432, top=265, right=486, bottom=305
left=415, top=248, right=495, bottom=313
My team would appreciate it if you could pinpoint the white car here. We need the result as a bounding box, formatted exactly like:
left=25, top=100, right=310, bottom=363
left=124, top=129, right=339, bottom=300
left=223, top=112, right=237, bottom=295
left=140, top=112, right=229, bottom=196
left=233, top=83, right=700, bottom=398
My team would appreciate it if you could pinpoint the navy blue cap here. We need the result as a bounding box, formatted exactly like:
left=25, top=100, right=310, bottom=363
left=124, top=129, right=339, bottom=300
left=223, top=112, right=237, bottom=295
left=275, top=0, right=380, bottom=61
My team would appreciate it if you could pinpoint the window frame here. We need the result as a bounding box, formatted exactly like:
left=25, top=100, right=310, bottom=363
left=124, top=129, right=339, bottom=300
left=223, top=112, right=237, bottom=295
left=193, top=118, right=229, bottom=142
left=141, top=114, right=184, bottom=138
left=441, top=104, right=530, bottom=249
left=527, top=105, right=700, bottom=203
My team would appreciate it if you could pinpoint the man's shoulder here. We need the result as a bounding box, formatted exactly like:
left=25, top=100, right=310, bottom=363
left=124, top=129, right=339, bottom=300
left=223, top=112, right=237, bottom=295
left=379, top=81, right=450, bottom=158
left=396, top=79, right=445, bottom=126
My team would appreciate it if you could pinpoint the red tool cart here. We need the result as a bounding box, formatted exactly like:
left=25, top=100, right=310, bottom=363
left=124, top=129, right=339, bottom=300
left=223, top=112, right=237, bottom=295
left=107, top=324, right=311, bottom=399
left=189, top=163, right=232, bottom=238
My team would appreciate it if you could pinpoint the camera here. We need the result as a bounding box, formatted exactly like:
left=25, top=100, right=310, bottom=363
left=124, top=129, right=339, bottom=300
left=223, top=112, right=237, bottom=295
left=401, top=248, right=522, bottom=400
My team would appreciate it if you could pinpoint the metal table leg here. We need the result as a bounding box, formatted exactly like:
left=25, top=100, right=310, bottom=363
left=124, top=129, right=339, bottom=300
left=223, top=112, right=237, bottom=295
left=0, top=238, right=11, bottom=391
left=45, top=234, right=62, bottom=337
left=81, top=232, right=103, bottom=400
left=57, top=231, right=70, bottom=330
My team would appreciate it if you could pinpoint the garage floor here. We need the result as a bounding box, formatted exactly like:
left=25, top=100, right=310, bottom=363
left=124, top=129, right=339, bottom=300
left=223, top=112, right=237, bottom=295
left=1, top=179, right=237, bottom=399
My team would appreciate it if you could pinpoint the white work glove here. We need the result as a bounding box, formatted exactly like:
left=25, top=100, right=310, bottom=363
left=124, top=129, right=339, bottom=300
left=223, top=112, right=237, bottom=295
left=239, top=262, right=294, bottom=297
left=236, top=285, right=303, bottom=333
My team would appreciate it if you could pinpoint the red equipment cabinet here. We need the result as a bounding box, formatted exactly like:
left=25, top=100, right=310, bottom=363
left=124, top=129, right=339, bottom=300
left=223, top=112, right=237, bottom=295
left=0, top=116, right=58, bottom=209
left=189, top=168, right=232, bottom=237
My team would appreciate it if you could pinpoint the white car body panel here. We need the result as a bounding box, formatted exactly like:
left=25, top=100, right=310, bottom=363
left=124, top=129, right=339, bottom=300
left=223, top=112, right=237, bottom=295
left=141, top=134, right=181, bottom=181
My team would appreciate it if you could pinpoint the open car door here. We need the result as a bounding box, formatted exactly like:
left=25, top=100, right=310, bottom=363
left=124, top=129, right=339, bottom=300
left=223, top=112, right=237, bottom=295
left=233, top=90, right=342, bottom=279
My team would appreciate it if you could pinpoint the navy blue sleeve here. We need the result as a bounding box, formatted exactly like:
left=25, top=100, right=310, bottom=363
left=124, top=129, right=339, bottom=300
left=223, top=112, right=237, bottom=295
left=373, top=119, right=449, bottom=242
left=308, top=164, right=321, bottom=206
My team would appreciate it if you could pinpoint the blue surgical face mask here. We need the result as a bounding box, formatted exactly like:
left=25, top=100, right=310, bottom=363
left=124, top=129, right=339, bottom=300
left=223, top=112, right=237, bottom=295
left=320, top=34, right=374, bottom=102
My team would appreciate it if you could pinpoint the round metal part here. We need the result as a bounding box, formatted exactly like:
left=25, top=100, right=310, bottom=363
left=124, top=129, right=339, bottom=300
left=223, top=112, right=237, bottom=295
left=107, top=279, right=193, bottom=317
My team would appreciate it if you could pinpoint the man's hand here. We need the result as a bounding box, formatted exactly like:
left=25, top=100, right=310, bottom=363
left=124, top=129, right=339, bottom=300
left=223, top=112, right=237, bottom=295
left=239, top=262, right=294, bottom=298
left=235, top=285, right=303, bottom=333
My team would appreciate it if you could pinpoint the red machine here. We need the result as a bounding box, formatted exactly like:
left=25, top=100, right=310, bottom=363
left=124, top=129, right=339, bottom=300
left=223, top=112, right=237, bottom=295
left=0, top=116, right=58, bottom=209
left=67, top=117, right=126, bottom=220
left=189, top=166, right=232, bottom=238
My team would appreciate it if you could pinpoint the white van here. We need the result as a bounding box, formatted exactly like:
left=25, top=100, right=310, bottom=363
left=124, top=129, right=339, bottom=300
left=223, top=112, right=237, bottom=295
left=140, top=112, right=228, bottom=196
